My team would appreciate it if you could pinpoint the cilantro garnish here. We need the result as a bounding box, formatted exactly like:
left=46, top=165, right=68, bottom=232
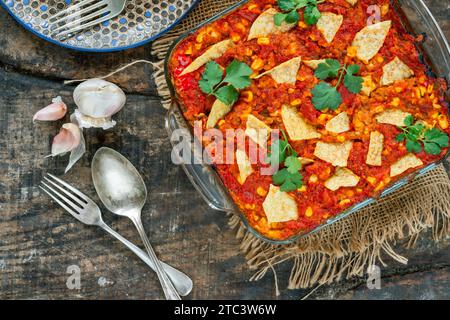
left=267, top=130, right=304, bottom=192
left=274, top=0, right=324, bottom=27
left=199, top=60, right=252, bottom=106
left=396, top=115, right=449, bottom=155
left=311, top=59, right=363, bottom=111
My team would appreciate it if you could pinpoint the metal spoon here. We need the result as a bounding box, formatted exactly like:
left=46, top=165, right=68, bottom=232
left=91, top=147, right=181, bottom=300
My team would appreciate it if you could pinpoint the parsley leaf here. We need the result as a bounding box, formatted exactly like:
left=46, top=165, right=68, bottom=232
left=267, top=130, right=304, bottom=192
left=311, top=82, right=342, bottom=110
left=199, top=60, right=252, bottom=106
left=199, top=62, right=223, bottom=94
left=215, top=85, right=239, bottom=106
left=273, top=169, right=303, bottom=192
left=311, top=60, right=363, bottom=111
left=266, top=138, right=288, bottom=167
left=223, top=60, right=253, bottom=89
left=304, top=3, right=321, bottom=25
left=315, top=59, right=341, bottom=80
left=396, top=116, right=449, bottom=155
left=274, top=0, right=322, bottom=26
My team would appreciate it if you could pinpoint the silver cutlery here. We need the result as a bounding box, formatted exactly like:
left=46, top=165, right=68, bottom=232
left=91, top=147, right=181, bottom=300
left=39, top=173, right=192, bottom=297
left=50, top=0, right=126, bottom=39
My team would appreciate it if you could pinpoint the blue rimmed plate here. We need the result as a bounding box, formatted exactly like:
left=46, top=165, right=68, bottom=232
left=0, top=0, right=200, bottom=52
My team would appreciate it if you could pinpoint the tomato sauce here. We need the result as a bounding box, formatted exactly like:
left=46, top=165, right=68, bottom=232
left=169, top=0, right=450, bottom=240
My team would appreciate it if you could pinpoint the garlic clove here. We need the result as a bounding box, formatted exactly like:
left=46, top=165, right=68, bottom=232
left=73, top=78, right=126, bottom=119
left=65, top=129, right=86, bottom=173
left=33, top=96, right=68, bottom=122
left=51, top=123, right=81, bottom=156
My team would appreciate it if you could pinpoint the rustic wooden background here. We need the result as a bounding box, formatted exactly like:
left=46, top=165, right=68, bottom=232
left=0, top=0, right=449, bottom=300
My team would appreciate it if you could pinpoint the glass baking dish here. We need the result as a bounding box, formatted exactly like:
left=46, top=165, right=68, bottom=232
left=164, top=0, right=450, bottom=244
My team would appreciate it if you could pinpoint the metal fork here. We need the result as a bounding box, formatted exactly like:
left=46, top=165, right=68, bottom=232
left=39, top=173, right=192, bottom=296
left=50, top=0, right=126, bottom=39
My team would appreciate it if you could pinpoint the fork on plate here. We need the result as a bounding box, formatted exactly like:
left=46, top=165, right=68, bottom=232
left=39, top=173, right=192, bottom=297
left=50, top=0, right=127, bottom=39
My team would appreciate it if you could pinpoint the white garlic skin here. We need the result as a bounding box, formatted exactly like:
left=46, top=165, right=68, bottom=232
left=73, top=78, right=126, bottom=119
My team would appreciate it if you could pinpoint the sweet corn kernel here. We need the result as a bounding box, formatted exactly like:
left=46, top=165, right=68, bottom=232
left=366, top=176, right=377, bottom=185
left=318, top=113, right=331, bottom=124
left=251, top=58, right=264, bottom=70
left=376, top=55, right=384, bottom=63
left=339, top=199, right=351, bottom=206
left=290, top=99, right=302, bottom=106
left=305, top=207, right=313, bottom=217
left=244, top=203, right=256, bottom=210
left=298, top=186, right=307, bottom=192
left=374, top=105, right=384, bottom=113
left=346, top=190, right=355, bottom=197
left=433, top=103, right=442, bottom=109
left=427, top=84, right=434, bottom=94
left=218, top=119, right=225, bottom=126
left=195, top=43, right=202, bottom=50
left=257, top=37, right=270, bottom=45
left=184, top=45, right=193, bottom=55
left=374, top=181, right=385, bottom=192
left=418, top=75, right=426, bottom=84
left=431, top=111, right=439, bottom=119
left=231, top=34, right=241, bottom=42
left=241, top=91, right=254, bottom=103
left=309, top=174, right=318, bottom=183
left=390, top=97, right=400, bottom=107
left=414, top=88, right=421, bottom=98
left=298, top=21, right=307, bottom=28
left=395, top=86, right=404, bottom=93
left=288, top=88, right=295, bottom=94
left=196, top=34, right=204, bottom=43
left=356, top=188, right=363, bottom=193
left=419, top=86, right=427, bottom=96
left=438, top=115, right=449, bottom=129
left=430, top=94, right=435, bottom=100
left=236, top=23, right=246, bottom=32
left=336, top=135, right=346, bottom=142
left=347, top=46, right=357, bottom=57
left=247, top=4, right=258, bottom=11
left=381, top=4, right=389, bottom=15
left=256, top=186, right=267, bottom=197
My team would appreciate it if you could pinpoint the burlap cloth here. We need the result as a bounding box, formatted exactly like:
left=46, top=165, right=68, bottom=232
left=150, top=0, right=450, bottom=290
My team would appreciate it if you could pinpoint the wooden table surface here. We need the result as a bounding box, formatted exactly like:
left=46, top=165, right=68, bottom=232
left=0, top=0, right=449, bottom=300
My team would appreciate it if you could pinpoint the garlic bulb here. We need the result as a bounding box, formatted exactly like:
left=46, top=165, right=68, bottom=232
left=73, top=78, right=126, bottom=129
left=33, top=96, right=67, bottom=122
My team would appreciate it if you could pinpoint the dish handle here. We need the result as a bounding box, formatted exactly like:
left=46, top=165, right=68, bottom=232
left=165, top=101, right=237, bottom=212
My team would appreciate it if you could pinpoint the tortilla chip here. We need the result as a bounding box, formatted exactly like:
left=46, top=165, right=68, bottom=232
left=375, top=109, right=411, bottom=127
left=245, top=114, right=271, bottom=147
left=314, top=141, right=353, bottom=167
left=325, top=167, right=360, bottom=191
left=180, top=39, right=233, bottom=76
left=281, top=104, right=321, bottom=141
left=317, top=12, right=343, bottom=43
left=390, top=153, right=423, bottom=177
left=236, top=149, right=254, bottom=184
left=361, top=75, right=377, bottom=96
left=255, top=57, right=301, bottom=84
left=206, top=99, right=232, bottom=128
left=352, top=21, right=391, bottom=62
left=298, top=157, right=315, bottom=166
left=248, top=8, right=296, bottom=40
left=325, top=112, right=350, bottom=133
left=345, top=0, right=358, bottom=5
left=304, top=59, right=326, bottom=70
left=366, top=131, right=384, bottom=166
left=380, top=57, right=414, bottom=86
left=262, top=184, right=298, bottom=224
